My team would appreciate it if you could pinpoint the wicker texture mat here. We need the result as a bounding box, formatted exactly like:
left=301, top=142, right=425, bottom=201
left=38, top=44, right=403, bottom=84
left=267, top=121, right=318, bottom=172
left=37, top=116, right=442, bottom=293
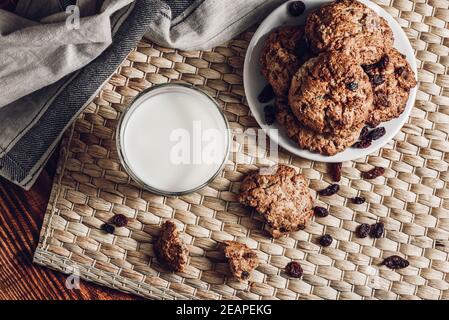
left=34, top=0, right=449, bottom=300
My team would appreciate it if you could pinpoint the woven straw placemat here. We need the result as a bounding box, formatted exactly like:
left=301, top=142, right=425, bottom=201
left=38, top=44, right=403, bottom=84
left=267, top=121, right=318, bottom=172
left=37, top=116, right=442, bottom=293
left=34, top=0, right=449, bottom=300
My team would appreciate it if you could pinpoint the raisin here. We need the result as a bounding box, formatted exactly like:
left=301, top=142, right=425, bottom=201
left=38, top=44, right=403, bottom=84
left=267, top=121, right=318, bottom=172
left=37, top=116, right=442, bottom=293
left=377, top=55, right=390, bottom=69
left=101, top=223, right=115, bottom=234
left=383, top=255, right=409, bottom=269
left=362, top=64, right=376, bottom=75
left=372, top=74, right=385, bottom=86
left=285, top=261, right=303, bottom=278
left=352, top=196, right=366, bottom=204
left=258, top=84, right=275, bottom=103
left=330, top=162, right=342, bottom=182
left=318, top=184, right=339, bottom=196
left=362, top=167, right=385, bottom=179
left=356, top=223, right=370, bottom=238
left=288, top=1, right=306, bottom=16
left=314, top=206, right=329, bottom=217
left=401, top=69, right=409, bottom=79
left=264, top=105, right=276, bottom=125
left=359, top=126, right=370, bottom=141
left=294, top=37, right=309, bottom=57
left=111, top=214, right=128, bottom=227
left=346, top=82, right=358, bottom=91
left=241, top=271, right=250, bottom=280
left=370, top=222, right=384, bottom=238
left=395, top=67, right=404, bottom=77
left=244, top=252, right=257, bottom=259
left=367, top=127, right=386, bottom=141
left=353, top=139, right=372, bottom=149
left=319, top=234, right=333, bottom=247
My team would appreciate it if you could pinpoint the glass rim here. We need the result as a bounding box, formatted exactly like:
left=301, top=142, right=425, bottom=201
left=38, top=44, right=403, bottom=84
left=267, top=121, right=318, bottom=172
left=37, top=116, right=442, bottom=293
left=116, top=83, right=231, bottom=197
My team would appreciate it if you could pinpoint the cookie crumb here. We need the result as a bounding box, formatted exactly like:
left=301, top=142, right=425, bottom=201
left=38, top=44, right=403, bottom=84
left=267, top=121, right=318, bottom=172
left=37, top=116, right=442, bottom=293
left=223, top=241, right=259, bottom=282
left=155, top=221, right=189, bottom=272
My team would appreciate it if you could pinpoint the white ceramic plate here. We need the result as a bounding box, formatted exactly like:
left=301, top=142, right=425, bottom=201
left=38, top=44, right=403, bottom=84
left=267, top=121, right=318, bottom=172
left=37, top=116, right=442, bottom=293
left=243, top=0, right=418, bottom=163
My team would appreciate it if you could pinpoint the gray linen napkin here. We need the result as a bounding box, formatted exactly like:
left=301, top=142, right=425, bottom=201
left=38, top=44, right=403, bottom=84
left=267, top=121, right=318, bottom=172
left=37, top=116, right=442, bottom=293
left=0, top=0, right=286, bottom=189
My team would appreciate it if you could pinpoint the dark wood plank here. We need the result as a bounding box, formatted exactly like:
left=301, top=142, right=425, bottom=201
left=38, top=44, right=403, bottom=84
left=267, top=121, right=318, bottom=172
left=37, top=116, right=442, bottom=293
left=0, top=151, right=138, bottom=300
left=0, top=1, right=137, bottom=300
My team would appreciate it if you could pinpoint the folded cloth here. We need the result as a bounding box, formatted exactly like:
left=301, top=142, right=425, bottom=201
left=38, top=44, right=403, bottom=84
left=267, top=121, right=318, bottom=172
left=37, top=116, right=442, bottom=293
left=0, top=0, right=285, bottom=189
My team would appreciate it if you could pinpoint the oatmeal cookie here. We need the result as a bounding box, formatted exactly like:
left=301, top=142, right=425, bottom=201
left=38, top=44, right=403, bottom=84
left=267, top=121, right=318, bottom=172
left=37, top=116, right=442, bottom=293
left=155, top=221, right=189, bottom=272
left=276, top=98, right=362, bottom=155
left=305, top=0, right=394, bottom=64
left=223, top=241, right=259, bottom=281
left=239, top=165, right=313, bottom=238
left=362, top=48, right=417, bottom=127
left=260, top=25, right=313, bottom=97
left=288, top=52, right=373, bottom=135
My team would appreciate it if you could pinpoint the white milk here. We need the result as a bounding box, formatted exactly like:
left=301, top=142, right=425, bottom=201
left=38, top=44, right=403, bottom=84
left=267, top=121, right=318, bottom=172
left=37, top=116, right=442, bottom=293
left=118, top=85, right=229, bottom=195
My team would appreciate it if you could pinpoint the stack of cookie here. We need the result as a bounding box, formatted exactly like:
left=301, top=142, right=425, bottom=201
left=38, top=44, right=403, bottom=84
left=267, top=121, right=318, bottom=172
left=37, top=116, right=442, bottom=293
left=260, top=0, right=417, bottom=156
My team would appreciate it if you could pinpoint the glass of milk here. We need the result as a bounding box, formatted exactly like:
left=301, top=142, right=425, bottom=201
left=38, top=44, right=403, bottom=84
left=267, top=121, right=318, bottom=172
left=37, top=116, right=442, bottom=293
left=116, top=83, right=230, bottom=196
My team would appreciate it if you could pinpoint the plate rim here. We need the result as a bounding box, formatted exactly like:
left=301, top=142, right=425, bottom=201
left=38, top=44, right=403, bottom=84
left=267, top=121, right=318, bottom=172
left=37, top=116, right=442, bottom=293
left=243, top=0, right=418, bottom=163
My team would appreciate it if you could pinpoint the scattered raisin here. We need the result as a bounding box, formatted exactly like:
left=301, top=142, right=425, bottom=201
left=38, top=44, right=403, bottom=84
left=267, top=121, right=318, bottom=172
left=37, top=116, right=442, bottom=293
left=288, top=1, right=306, bottom=16
left=314, top=206, right=329, bottom=218
left=101, top=223, right=115, bottom=234
left=353, top=139, right=372, bottom=149
left=330, top=162, right=342, bottom=182
left=318, top=184, right=340, bottom=196
left=367, top=127, right=386, bottom=141
left=362, top=167, right=385, bottom=179
left=377, top=55, right=390, bottom=69
left=264, top=105, right=276, bottom=125
left=346, top=82, right=358, bottom=91
left=319, top=234, right=333, bottom=247
left=111, top=214, right=128, bottom=227
left=383, top=255, right=409, bottom=269
left=359, top=126, right=370, bottom=141
left=241, top=271, right=250, bottom=280
left=352, top=196, right=366, bottom=204
left=258, top=84, right=275, bottom=103
left=356, top=223, right=371, bottom=238
left=372, top=74, right=385, bottom=86
left=370, top=222, right=384, bottom=238
left=285, top=261, right=303, bottom=278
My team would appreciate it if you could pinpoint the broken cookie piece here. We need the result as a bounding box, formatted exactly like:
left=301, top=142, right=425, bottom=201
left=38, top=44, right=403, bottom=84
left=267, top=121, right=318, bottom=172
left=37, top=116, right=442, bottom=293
left=155, top=221, right=189, bottom=272
left=223, top=241, right=259, bottom=281
left=239, top=165, right=314, bottom=238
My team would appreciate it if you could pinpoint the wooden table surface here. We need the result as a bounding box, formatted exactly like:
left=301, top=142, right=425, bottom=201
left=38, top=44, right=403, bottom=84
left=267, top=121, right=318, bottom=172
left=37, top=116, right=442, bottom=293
left=0, top=152, right=138, bottom=300
left=0, top=0, right=138, bottom=300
